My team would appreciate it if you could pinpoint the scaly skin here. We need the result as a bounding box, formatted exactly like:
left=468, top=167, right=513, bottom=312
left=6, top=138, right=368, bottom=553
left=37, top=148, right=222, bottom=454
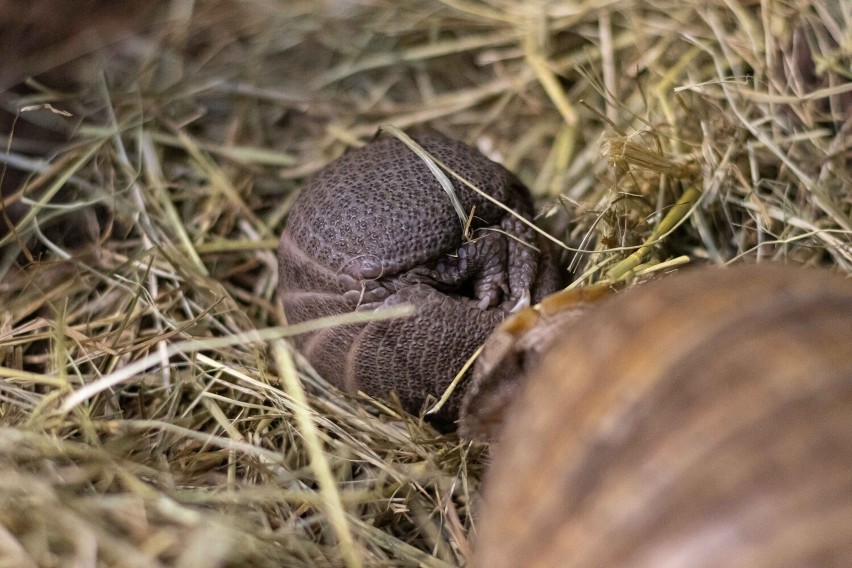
left=278, top=132, right=561, bottom=423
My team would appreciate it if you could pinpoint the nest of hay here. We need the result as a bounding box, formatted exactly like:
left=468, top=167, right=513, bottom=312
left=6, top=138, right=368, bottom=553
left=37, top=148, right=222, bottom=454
left=0, top=1, right=849, bottom=566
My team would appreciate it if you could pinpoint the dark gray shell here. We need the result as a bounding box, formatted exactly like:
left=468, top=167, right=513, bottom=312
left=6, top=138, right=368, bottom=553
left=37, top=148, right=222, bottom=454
left=278, top=132, right=561, bottom=422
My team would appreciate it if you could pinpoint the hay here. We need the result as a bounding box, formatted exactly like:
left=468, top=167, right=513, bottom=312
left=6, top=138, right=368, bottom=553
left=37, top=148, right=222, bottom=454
left=1, top=0, right=849, bottom=566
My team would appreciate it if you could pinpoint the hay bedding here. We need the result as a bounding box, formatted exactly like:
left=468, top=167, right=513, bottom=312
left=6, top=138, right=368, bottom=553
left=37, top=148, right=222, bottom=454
left=0, top=0, right=849, bottom=566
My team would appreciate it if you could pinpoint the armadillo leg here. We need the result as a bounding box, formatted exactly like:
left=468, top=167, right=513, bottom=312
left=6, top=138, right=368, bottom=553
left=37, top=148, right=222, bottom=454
left=397, top=231, right=510, bottom=309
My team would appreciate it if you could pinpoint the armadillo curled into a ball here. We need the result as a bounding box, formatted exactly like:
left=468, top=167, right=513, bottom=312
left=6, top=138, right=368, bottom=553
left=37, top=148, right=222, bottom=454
left=277, top=132, right=562, bottom=422
left=469, top=264, right=852, bottom=568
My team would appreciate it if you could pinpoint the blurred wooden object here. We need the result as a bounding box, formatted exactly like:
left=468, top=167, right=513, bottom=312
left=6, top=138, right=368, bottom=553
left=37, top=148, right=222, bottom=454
left=472, top=264, right=852, bottom=568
